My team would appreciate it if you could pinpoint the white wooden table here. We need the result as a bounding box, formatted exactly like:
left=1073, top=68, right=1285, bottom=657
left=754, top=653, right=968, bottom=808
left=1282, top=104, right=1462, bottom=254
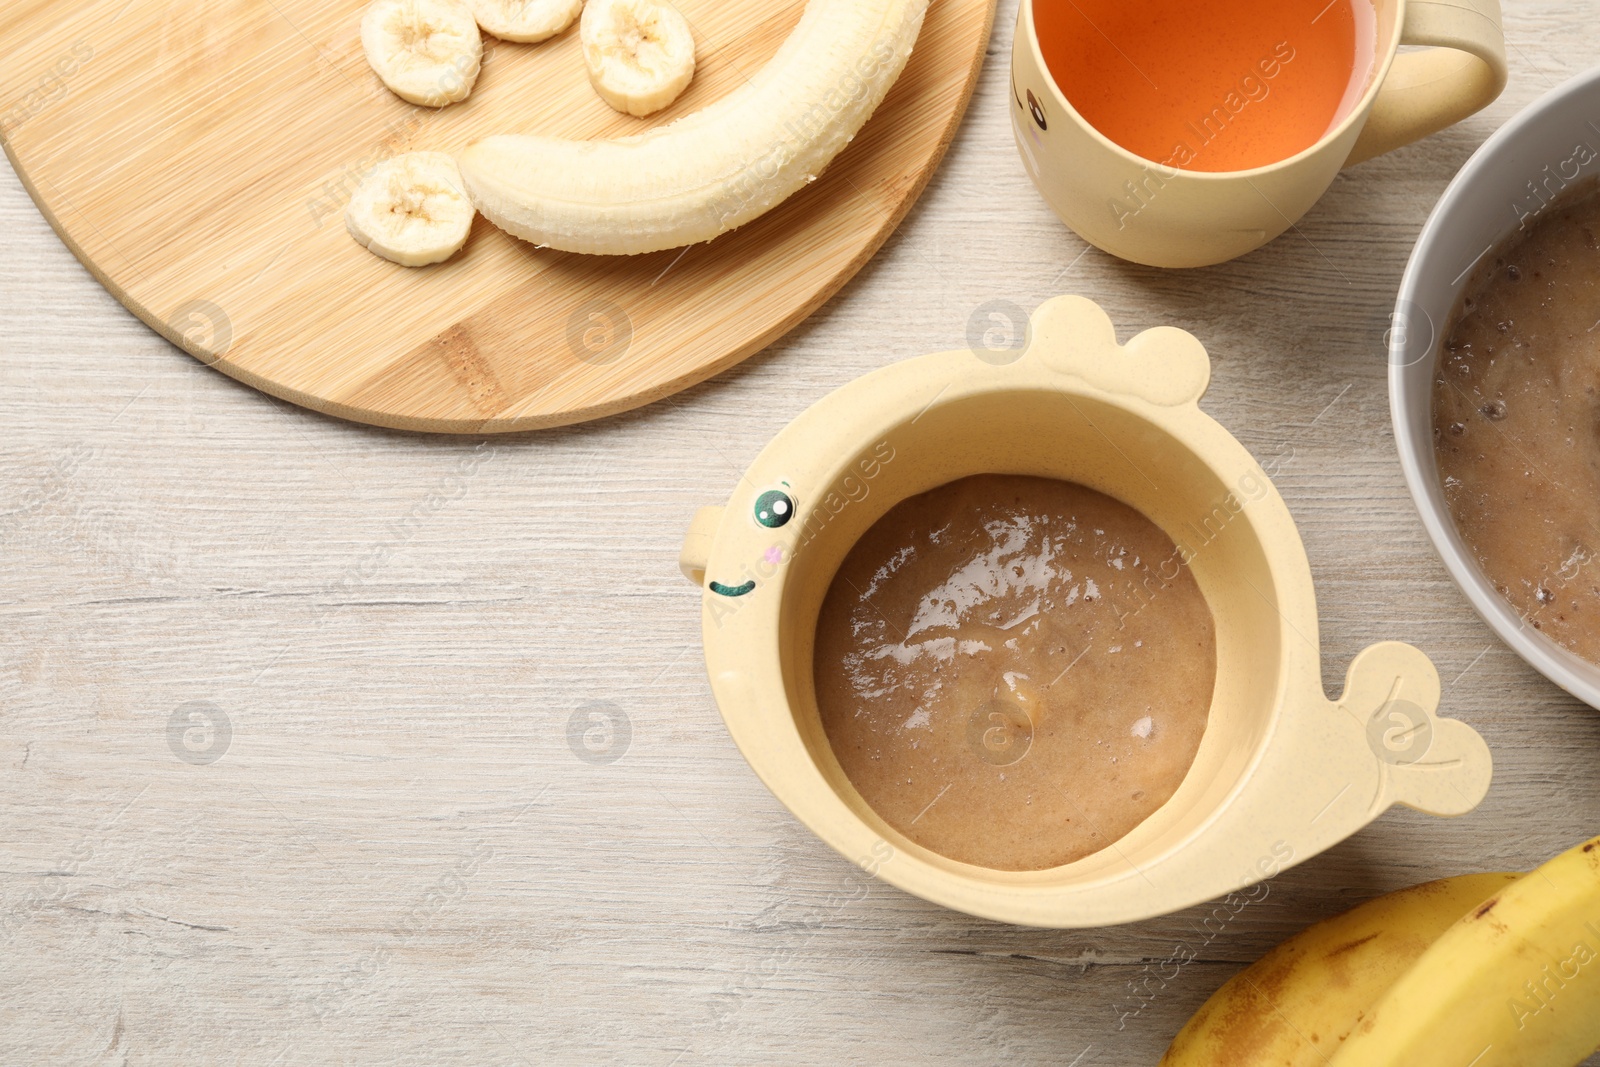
left=4, top=2, right=1599, bottom=1063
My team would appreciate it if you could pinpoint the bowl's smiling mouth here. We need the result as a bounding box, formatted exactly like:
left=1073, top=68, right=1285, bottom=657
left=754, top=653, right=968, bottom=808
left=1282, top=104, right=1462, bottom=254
left=708, top=579, right=757, bottom=597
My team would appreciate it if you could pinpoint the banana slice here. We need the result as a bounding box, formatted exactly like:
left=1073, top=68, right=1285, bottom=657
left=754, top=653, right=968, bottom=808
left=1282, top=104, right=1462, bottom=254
left=580, top=0, right=696, bottom=117
left=471, top=0, right=585, bottom=43
left=461, top=0, right=929, bottom=255
left=346, top=152, right=477, bottom=266
left=362, top=0, right=483, bottom=108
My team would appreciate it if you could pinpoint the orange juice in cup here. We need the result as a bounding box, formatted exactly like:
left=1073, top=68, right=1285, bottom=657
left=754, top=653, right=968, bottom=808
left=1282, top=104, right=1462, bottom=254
left=1012, top=0, right=1507, bottom=266
left=1036, top=0, right=1377, bottom=173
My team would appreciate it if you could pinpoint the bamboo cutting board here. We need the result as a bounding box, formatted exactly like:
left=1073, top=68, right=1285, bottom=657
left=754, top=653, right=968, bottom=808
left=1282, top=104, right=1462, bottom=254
left=0, top=0, right=994, bottom=433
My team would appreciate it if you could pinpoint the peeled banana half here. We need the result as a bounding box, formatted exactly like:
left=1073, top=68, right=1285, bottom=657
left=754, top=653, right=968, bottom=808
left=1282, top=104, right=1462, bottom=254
left=460, top=0, right=930, bottom=255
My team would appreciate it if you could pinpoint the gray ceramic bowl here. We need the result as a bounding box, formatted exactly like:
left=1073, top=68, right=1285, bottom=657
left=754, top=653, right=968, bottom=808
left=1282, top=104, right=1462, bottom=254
left=1391, top=65, right=1600, bottom=708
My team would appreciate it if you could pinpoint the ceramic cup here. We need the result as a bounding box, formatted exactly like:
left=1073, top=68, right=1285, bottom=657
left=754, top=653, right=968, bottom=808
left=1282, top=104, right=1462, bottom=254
left=1010, top=0, right=1507, bottom=268
left=1392, top=66, right=1600, bottom=710
left=681, top=296, right=1492, bottom=927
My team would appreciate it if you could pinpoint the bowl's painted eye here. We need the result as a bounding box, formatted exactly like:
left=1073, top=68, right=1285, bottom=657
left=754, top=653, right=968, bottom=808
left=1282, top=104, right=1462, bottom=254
left=754, top=489, right=795, bottom=529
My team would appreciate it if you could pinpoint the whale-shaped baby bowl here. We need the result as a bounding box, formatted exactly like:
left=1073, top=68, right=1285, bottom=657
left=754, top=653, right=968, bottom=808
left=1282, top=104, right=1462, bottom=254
left=680, top=296, right=1492, bottom=927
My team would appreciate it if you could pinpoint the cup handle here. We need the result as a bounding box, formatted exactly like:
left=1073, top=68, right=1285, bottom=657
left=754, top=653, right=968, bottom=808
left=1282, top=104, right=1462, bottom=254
left=1344, top=0, right=1507, bottom=166
left=680, top=506, right=723, bottom=585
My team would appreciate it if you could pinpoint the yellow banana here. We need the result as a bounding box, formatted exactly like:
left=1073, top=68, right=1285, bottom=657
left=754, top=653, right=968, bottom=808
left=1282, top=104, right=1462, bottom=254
left=1162, top=872, right=1521, bottom=1066
left=1330, top=835, right=1600, bottom=1067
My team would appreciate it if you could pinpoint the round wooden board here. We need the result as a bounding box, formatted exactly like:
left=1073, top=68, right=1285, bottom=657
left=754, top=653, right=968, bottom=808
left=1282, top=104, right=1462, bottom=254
left=0, top=0, right=994, bottom=433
